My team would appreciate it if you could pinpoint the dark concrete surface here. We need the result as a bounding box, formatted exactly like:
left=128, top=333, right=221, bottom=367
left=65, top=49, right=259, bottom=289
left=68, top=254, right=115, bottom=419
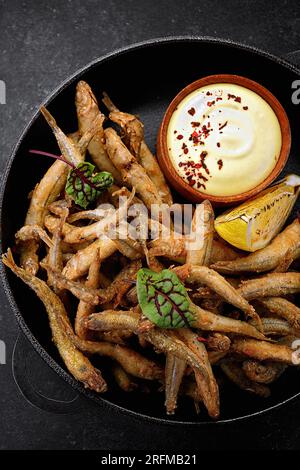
left=0, top=0, right=300, bottom=450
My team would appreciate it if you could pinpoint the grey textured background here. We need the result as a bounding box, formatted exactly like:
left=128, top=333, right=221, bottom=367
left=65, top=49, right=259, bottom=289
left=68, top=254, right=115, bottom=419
left=0, top=0, right=300, bottom=450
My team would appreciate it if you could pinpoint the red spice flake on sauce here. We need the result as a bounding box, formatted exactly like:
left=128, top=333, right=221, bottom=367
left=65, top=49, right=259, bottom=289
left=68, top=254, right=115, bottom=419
left=202, top=125, right=211, bottom=138
left=188, top=107, right=196, bottom=116
left=200, top=151, right=210, bottom=175
left=206, top=91, right=212, bottom=96
left=177, top=134, right=184, bottom=140
left=182, top=142, right=187, bottom=149
left=199, top=173, right=208, bottom=182
left=179, top=158, right=210, bottom=190
left=219, top=120, right=228, bottom=130
left=217, top=142, right=221, bottom=148
left=183, top=147, right=189, bottom=154
left=203, top=165, right=210, bottom=175
left=191, top=121, right=200, bottom=127
left=216, top=97, right=223, bottom=101
left=243, top=106, right=248, bottom=110
left=207, top=100, right=215, bottom=107
left=217, top=159, right=223, bottom=170
left=228, top=93, right=241, bottom=103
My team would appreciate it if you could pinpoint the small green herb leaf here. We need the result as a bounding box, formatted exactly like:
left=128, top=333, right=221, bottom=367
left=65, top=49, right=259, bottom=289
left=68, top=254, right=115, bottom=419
left=65, top=162, right=113, bottom=209
left=136, top=268, right=195, bottom=328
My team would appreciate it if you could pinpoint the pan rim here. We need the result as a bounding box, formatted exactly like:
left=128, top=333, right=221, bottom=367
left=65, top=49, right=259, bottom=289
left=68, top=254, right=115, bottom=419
left=1, top=35, right=300, bottom=426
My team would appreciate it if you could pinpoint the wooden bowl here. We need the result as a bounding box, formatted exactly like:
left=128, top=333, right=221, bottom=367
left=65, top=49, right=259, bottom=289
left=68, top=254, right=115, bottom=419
left=157, top=74, right=291, bottom=205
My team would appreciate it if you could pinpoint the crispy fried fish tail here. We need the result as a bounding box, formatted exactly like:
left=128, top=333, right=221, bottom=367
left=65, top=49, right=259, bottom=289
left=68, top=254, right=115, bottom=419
left=2, top=249, right=107, bottom=393
left=164, top=354, right=186, bottom=415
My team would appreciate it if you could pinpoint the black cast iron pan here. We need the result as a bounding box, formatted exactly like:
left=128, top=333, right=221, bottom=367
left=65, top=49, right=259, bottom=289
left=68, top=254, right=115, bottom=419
left=1, top=37, right=300, bottom=425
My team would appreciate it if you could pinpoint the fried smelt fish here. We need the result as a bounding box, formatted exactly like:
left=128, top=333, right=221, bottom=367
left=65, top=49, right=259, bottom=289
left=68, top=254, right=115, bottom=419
left=20, top=160, right=69, bottom=274
left=164, top=354, right=186, bottom=415
left=111, top=363, right=138, bottom=392
left=86, top=311, right=218, bottom=418
left=242, top=360, right=286, bottom=384
left=15, top=225, right=53, bottom=248
left=87, top=311, right=212, bottom=373
left=104, top=127, right=163, bottom=209
left=75, top=248, right=101, bottom=339
left=44, top=258, right=140, bottom=306
left=212, top=219, right=300, bottom=274
left=221, top=361, right=270, bottom=397
left=87, top=302, right=265, bottom=341
left=63, top=188, right=135, bottom=244
left=102, top=92, right=173, bottom=205
left=148, top=236, right=187, bottom=260
left=40, top=106, right=85, bottom=167
left=75, top=81, right=122, bottom=183
left=165, top=201, right=216, bottom=416
left=40, top=262, right=101, bottom=304
left=47, top=200, right=69, bottom=293
left=231, top=338, right=296, bottom=364
left=74, top=339, right=163, bottom=380
left=192, top=304, right=266, bottom=339
left=177, top=329, right=220, bottom=419
left=102, top=92, right=144, bottom=159
left=238, top=272, right=300, bottom=300
left=186, top=200, right=214, bottom=266
left=2, top=249, right=106, bottom=392
left=148, top=237, right=239, bottom=264
left=62, top=237, right=117, bottom=280
left=257, top=297, right=300, bottom=329
left=174, top=265, right=262, bottom=329
left=20, top=107, right=86, bottom=275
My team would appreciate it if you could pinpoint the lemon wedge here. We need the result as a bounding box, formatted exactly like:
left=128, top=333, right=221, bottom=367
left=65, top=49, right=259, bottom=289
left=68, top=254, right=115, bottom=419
left=214, top=175, right=300, bottom=252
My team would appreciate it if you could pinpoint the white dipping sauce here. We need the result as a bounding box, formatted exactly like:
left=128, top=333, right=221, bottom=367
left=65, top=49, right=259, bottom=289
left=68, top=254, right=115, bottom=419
left=167, top=83, right=282, bottom=196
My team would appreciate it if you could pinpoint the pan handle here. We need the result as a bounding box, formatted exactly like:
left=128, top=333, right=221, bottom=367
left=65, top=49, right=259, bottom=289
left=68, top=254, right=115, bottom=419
left=12, top=333, right=86, bottom=414
left=283, top=50, right=300, bottom=67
